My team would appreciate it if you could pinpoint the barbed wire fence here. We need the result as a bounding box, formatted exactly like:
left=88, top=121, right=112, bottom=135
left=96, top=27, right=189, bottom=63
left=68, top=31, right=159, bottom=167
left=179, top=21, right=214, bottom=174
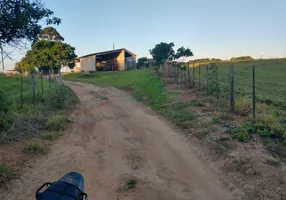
left=18, top=69, right=63, bottom=108
left=159, top=59, right=286, bottom=119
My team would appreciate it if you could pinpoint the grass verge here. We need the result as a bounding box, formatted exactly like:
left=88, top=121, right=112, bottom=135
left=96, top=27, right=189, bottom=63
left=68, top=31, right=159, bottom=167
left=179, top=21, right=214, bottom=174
left=0, top=76, right=78, bottom=143
left=23, top=141, right=47, bottom=156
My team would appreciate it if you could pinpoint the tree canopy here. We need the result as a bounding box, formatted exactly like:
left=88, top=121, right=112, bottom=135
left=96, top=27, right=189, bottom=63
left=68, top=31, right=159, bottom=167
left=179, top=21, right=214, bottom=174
left=0, top=0, right=61, bottom=46
left=17, top=39, right=77, bottom=72
left=40, top=27, right=64, bottom=41
left=137, top=57, right=148, bottom=68
left=174, top=47, right=193, bottom=61
left=149, top=42, right=175, bottom=65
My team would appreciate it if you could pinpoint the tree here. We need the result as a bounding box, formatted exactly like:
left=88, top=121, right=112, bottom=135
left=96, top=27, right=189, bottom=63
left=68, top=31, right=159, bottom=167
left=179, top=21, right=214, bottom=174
left=137, top=57, right=148, bottom=68
left=174, top=47, right=193, bottom=62
left=40, top=27, right=64, bottom=41
left=15, top=57, right=34, bottom=73
left=0, top=0, right=61, bottom=69
left=23, top=40, right=77, bottom=72
left=149, top=42, right=175, bottom=65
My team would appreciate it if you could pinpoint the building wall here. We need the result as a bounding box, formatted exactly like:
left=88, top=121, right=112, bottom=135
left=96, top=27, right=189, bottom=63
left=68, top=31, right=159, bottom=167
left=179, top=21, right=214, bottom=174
left=80, top=55, right=96, bottom=72
left=75, top=62, right=81, bottom=72
left=125, top=56, right=136, bottom=70
left=116, top=50, right=125, bottom=71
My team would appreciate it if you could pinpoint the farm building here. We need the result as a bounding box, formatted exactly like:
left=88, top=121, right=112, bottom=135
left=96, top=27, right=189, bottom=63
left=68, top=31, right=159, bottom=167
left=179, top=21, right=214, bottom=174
left=74, top=48, right=136, bottom=73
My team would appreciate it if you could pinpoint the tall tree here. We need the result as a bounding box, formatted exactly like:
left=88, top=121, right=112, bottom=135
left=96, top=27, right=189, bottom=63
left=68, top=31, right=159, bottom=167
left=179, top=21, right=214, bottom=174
left=40, top=27, right=64, bottom=41
left=149, top=42, right=175, bottom=65
left=174, top=47, right=194, bottom=70
left=174, top=47, right=194, bottom=62
left=22, top=40, right=77, bottom=72
left=0, top=0, right=61, bottom=69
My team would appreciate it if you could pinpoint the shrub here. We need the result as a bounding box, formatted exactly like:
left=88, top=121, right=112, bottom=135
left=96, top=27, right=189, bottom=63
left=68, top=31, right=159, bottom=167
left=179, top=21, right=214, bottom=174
left=49, top=85, right=79, bottom=109
left=256, top=112, right=279, bottom=127
left=190, top=100, right=205, bottom=107
left=45, top=114, right=70, bottom=131
left=0, top=163, right=15, bottom=186
left=0, top=113, right=38, bottom=143
left=24, top=141, right=47, bottom=155
left=233, top=131, right=249, bottom=142
left=235, top=98, right=252, bottom=116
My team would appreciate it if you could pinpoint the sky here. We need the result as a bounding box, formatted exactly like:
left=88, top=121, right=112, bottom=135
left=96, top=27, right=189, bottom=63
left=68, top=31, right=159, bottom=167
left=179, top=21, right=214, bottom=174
left=2, top=0, right=286, bottom=71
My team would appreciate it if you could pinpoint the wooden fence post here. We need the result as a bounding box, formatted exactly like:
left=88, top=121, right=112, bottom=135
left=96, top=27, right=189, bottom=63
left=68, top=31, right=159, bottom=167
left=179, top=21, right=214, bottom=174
left=165, top=64, right=168, bottom=78
left=48, top=69, right=51, bottom=90
left=59, top=65, right=62, bottom=83
left=206, top=64, right=209, bottom=95
left=179, top=67, right=181, bottom=89
left=31, top=71, right=35, bottom=104
left=20, top=72, right=23, bottom=108
left=188, top=64, right=191, bottom=88
left=229, top=64, right=235, bottom=112
left=192, top=63, right=195, bottom=87
left=41, top=73, right=44, bottom=95
left=216, top=65, right=219, bottom=100
left=198, top=64, right=201, bottom=91
left=252, top=65, right=256, bottom=119
left=175, top=64, right=177, bottom=82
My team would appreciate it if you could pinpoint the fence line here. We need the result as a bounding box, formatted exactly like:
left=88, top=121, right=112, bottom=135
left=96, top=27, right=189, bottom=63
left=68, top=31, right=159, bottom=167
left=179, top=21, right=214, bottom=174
left=18, top=70, right=63, bottom=108
left=157, top=60, right=286, bottom=118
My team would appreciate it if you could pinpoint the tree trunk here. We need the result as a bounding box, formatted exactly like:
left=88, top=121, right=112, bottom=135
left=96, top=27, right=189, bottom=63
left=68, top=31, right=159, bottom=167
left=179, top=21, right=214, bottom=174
left=0, top=44, right=4, bottom=71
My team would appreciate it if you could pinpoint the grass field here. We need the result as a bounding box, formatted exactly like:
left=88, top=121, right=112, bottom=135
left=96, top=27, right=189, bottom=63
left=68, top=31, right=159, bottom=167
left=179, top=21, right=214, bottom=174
left=0, top=75, right=51, bottom=107
left=191, top=59, right=286, bottom=109
left=64, top=71, right=169, bottom=111
left=0, top=75, right=78, bottom=143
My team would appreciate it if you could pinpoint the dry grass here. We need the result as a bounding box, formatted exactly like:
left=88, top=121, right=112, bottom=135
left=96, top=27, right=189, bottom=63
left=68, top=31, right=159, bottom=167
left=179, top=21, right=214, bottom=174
left=234, top=98, right=252, bottom=116
left=23, top=141, right=47, bottom=156
left=45, top=115, right=70, bottom=131
left=0, top=163, right=15, bottom=187
left=41, top=132, right=63, bottom=141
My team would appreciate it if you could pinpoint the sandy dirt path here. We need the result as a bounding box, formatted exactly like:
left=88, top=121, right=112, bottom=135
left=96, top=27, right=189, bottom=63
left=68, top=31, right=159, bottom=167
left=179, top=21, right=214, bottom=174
left=2, top=82, right=232, bottom=200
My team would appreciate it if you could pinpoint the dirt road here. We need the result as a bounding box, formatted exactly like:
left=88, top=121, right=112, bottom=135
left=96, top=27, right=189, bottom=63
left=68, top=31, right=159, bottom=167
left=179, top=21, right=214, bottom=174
left=2, top=82, right=232, bottom=200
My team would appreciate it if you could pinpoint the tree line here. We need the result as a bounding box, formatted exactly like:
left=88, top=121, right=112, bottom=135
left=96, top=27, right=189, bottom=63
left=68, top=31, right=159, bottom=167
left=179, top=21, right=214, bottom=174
left=138, top=42, right=255, bottom=68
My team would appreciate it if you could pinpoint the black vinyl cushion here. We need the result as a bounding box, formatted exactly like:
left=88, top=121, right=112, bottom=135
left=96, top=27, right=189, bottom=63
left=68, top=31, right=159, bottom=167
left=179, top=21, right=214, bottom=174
left=37, top=182, right=82, bottom=200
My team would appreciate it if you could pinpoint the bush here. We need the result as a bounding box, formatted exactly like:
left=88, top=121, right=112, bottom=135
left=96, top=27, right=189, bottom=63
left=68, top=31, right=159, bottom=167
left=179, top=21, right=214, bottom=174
left=235, top=98, right=252, bottom=116
left=23, top=141, right=47, bottom=155
left=0, top=163, right=15, bottom=186
left=233, top=131, right=249, bottom=142
left=256, top=112, right=279, bottom=127
left=45, top=114, right=70, bottom=131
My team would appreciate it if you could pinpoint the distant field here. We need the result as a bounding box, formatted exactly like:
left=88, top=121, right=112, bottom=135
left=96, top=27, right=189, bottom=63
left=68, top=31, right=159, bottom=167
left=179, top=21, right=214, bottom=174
left=192, top=59, right=286, bottom=109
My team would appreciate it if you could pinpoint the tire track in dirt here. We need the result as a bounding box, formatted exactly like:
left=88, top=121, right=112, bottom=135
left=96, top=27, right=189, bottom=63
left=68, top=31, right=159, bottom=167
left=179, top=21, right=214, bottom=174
left=1, top=81, right=233, bottom=200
